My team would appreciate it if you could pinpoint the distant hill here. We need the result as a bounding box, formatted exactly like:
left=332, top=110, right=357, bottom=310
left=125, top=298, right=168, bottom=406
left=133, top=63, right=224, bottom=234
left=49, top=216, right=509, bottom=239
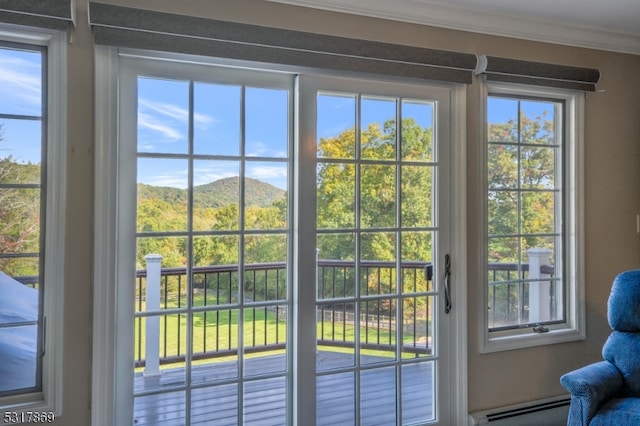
left=137, top=176, right=285, bottom=208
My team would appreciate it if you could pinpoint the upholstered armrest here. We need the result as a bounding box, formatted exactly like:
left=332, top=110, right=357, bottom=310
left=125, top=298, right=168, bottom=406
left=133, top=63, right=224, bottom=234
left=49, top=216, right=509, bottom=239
left=560, top=361, right=624, bottom=425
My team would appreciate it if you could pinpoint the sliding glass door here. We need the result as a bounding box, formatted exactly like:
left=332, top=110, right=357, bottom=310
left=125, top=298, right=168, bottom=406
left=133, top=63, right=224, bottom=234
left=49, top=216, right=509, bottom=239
left=309, top=76, right=452, bottom=425
left=118, top=57, right=453, bottom=425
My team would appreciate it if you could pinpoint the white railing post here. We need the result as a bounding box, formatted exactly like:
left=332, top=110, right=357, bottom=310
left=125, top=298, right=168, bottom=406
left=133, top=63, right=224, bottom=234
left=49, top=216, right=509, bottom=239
left=144, top=254, right=163, bottom=378
left=527, top=248, right=553, bottom=323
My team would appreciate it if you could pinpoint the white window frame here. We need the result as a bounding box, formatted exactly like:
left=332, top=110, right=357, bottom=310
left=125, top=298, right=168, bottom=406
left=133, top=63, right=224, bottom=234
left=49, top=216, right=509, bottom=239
left=92, top=46, right=468, bottom=426
left=479, top=81, right=585, bottom=353
left=0, top=24, right=66, bottom=415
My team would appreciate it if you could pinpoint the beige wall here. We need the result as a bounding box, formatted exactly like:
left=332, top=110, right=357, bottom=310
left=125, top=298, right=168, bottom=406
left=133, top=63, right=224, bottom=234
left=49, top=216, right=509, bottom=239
left=54, top=1, right=640, bottom=424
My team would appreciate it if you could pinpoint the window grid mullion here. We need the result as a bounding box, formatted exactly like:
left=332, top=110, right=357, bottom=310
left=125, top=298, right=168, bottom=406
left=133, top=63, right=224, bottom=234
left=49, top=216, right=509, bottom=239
left=353, top=92, right=362, bottom=426
left=237, top=84, right=246, bottom=425
left=183, top=79, right=195, bottom=426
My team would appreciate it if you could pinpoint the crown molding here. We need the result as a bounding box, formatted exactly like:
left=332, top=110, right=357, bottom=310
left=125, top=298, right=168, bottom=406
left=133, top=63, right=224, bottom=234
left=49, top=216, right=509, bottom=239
left=266, top=0, right=640, bottom=56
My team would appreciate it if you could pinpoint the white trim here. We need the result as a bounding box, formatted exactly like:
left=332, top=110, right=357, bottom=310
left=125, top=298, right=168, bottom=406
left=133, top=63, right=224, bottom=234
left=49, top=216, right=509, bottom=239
left=449, top=84, right=468, bottom=425
left=479, top=81, right=586, bottom=353
left=266, top=0, right=640, bottom=55
left=42, top=27, right=66, bottom=418
left=91, top=46, right=121, bottom=426
left=292, top=74, right=318, bottom=426
left=0, top=27, right=66, bottom=416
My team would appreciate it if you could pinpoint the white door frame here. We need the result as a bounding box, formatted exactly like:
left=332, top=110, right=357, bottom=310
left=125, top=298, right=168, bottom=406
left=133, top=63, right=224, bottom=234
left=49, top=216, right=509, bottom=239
left=91, top=47, right=467, bottom=426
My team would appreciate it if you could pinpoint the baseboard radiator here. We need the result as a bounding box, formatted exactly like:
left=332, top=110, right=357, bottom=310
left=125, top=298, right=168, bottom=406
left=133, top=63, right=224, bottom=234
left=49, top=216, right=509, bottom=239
left=468, top=395, right=571, bottom=426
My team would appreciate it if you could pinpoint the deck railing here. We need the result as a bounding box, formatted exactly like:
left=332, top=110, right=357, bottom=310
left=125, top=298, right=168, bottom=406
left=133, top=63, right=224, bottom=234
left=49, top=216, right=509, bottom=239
left=135, top=259, right=434, bottom=369
left=134, top=256, right=556, bottom=370
left=488, top=248, right=557, bottom=330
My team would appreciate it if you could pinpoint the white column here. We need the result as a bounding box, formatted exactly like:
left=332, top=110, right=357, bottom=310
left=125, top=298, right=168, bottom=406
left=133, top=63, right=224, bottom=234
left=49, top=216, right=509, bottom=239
left=527, top=248, right=552, bottom=323
left=144, top=254, right=163, bottom=377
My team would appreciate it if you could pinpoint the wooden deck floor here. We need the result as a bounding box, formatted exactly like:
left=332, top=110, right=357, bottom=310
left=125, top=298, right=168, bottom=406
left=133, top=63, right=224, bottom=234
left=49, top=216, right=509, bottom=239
left=134, top=352, right=434, bottom=425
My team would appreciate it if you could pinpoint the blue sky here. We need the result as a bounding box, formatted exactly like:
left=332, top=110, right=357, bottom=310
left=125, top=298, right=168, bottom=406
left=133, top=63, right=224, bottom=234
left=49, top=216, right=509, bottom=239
left=488, top=96, right=555, bottom=125
left=137, top=77, right=290, bottom=189
left=1, top=47, right=481, bottom=192
left=0, top=48, right=42, bottom=165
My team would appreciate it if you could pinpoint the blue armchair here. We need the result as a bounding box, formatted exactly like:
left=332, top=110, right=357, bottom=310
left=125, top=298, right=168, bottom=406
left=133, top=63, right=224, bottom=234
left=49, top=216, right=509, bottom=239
left=560, top=269, right=640, bottom=425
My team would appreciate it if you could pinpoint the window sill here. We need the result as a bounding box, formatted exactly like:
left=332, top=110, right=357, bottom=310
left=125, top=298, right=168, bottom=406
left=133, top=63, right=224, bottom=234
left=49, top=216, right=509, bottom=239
left=481, top=326, right=585, bottom=353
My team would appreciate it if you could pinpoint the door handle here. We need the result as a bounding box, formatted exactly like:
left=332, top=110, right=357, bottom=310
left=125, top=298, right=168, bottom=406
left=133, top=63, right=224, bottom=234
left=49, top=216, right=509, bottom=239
left=444, top=254, right=451, bottom=314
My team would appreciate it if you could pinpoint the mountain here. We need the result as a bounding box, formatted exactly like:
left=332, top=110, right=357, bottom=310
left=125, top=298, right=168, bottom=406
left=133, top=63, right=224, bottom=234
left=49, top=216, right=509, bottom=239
left=137, top=177, right=285, bottom=208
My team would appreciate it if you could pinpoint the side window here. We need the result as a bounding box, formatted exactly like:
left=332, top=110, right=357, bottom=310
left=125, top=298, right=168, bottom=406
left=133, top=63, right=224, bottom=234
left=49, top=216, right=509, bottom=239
left=482, top=83, right=584, bottom=352
left=0, top=28, right=65, bottom=415
left=0, top=42, right=45, bottom=396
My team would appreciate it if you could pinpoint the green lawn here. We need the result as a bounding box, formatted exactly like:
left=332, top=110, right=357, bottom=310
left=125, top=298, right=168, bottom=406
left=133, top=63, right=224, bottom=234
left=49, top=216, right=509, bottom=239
left=135, top=293, right=428, bottom=371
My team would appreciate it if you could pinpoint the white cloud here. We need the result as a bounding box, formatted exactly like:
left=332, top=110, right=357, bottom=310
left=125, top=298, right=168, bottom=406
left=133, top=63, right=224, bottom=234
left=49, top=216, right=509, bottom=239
left=0, top=54, right=42, bottom=113
left=139, top=98, right=214, bottom=127
left=138, top=112, right=183, bottom=141
left=139, top=169, right=188, bottom=189
left=246, top=164, right=288, bottom=189
left=246, top=141, right=288, bottom=158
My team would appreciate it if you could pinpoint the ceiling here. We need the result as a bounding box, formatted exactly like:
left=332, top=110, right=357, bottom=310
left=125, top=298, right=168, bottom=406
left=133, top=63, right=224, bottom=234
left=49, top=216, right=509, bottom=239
left=266, top=0, right=640, bottom=55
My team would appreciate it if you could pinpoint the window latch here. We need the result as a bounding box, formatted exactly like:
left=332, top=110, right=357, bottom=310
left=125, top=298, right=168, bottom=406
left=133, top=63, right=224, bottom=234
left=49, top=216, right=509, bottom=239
left=533, top=324, right=549, bottom=333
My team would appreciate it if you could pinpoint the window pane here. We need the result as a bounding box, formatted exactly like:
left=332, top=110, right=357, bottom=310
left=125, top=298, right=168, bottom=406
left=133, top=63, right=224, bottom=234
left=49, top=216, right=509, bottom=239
left=361, top=96, right=396, bottom=160
left=360, top=367, right=397, bottom=424
left=317, top=233, right=356, bottom=299
left=316, top=162, right=355, bottom=229
left=243, top=234, right=286, bottom=265
left=243, top=306, right=287, bottom=376
left=243, top=378, right=287, bottom=424
left=401, top=231, right=433, bottom=293
left=487, top=95, right=563, bottom=331
left=0, top=118, right=42, bottom=182
left=191, top=385, right=238, bottom=425
left=244, top=161, right=287, bottom=230
left=521, top=191, right=555, bottom=235
left=137, top=158, right=188, bottom=232
left=0, top=188, right=41, bottom=255
left=191, top=310, right=239, bottom=383
left=193, top=160, right=240, bottom=231
left=0, top=48, right=42, bottom=116
left=520, top=100, right=556, bottom=144
left=520, top=146, right=556, bottom=189
left=402, top=362, right=435, bottom=423
left=488, top=144, right=518, bottom=189
left=401, top=100, right=434, bottom=162
left=360, top=164, right=396, bottom=228
left=245, top=88, right=288, bottom=158
left=134, top=390, right=186, bottom=426
left=317, top=372, right=355, bottom=425
left=487, top=97, right=518, bottom=142
left=401, top=297, right=432, bottom=359
left=360, top=299, right=396, bottom=364
left=401, top=165, right=433, bottom=228
left=138, top=77, right=189, bottom=154
left=360, top=232, right=395, bottom=296
left=317, top=93, right=356, bottom=159
left=488, top=190, right=518, bottom=236
left=194, top=82, right=240, bottom=156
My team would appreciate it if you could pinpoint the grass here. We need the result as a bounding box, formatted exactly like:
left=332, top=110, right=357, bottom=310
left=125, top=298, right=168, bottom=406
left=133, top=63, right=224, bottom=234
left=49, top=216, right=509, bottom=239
left=134, top=293, right=429, bottom=371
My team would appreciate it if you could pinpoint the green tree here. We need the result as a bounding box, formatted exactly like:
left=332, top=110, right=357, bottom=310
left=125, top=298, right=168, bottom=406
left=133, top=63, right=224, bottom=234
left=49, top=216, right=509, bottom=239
left=487, top=111, right=556, bottom=264
left=317, top=118, right=434, bottom=315
left=0, top=124, right=42, bottom=277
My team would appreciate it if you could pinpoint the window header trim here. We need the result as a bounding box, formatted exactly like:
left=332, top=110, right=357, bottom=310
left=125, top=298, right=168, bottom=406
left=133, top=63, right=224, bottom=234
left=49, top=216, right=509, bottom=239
left=87, top=1, right=477, bottom=84
left=475, top=55, right=600, bottom=92
left=0, top=0, right=75, bottom=30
